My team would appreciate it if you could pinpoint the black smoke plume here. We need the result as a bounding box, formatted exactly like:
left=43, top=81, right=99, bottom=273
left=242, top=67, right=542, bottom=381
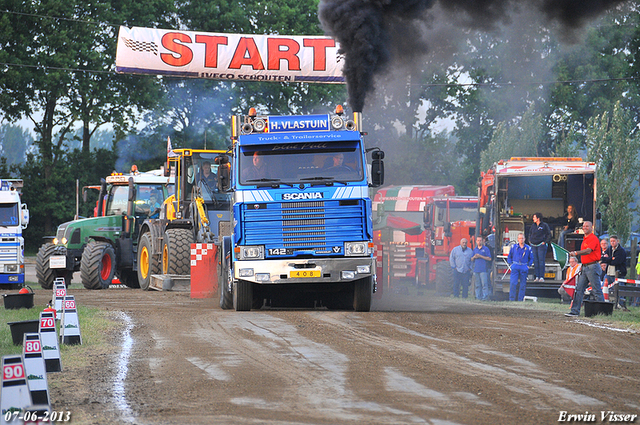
left=318, top=0, right=625, bottom=112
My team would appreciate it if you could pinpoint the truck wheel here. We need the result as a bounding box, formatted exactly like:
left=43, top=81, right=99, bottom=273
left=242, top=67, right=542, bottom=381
left=162, top=228, right=193, bottom=275
left=36, top=243, right=57, bottom=289
left=219, top=240, right=233, bottom=310
left=234, top=280, right=253, bottom=311
left=435, top=261, right=454, bottom=296
left=353, top=276, right=373, bottom=312
left=80, top=241, right=116, bottom=290
left=138, top=232, right=159, bottom=290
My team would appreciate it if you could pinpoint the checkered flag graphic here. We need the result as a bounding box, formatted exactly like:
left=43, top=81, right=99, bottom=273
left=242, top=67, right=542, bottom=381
left=122, top=38, right=158, bottom=56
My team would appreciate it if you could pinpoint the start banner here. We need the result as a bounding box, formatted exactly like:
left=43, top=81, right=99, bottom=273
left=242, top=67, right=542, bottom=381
left=115, top=26, right=345, bottom=84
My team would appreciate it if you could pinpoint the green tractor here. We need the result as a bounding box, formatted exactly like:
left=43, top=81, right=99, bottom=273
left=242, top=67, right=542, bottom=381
left=35, top=168, right=173, bottom=289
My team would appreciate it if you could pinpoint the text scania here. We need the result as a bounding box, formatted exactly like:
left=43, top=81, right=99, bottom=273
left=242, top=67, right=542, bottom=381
left=282, top=193, right=323, bottom=200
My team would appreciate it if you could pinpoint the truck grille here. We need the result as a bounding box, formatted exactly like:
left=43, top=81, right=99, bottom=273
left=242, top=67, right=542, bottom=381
left=242, top=200, right=366, bottom=252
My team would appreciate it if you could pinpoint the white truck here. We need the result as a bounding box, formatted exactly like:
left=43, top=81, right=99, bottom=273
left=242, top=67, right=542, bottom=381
left=0, top=179, right=29, bottom=287
left=477, top=157, right=597, bottom=299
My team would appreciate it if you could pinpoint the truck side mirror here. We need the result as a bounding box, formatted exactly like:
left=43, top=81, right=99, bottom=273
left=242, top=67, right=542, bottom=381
left=423, top=206, right=431, bottom=226
left=370, top=150, right=385, bottom=187
left=21, top=205, right=29, bottom=229
left=444, top=222, right=452, bottom=237
left=216, top=155, right=231, bottom=192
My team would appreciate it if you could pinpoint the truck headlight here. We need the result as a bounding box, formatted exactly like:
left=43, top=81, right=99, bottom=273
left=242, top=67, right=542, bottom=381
left=5, top=265, right=17, bottom=272
left=357, top=265, right=370, bottom=274
left=341, top=271, right=356, bottom=279
left=239, top=268, right=254, bottom=277
left=256, top=273, right=270, bottom=282
left=238, top=246, right=264, bottom=260
left=345, top=242, right=367, bottom=256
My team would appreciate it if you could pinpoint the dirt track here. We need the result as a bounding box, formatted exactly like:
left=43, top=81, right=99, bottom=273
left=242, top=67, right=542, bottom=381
left=19, top=281, right=640, bottom=425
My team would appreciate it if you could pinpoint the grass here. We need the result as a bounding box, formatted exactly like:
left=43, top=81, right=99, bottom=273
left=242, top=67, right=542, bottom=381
left=1, top=304, right=120, bottom=363
left=392, top=282, right=640, bottom=331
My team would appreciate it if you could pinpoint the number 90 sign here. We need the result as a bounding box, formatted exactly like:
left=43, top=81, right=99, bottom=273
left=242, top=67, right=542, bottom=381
left=3, top=364, right=25, bottom=380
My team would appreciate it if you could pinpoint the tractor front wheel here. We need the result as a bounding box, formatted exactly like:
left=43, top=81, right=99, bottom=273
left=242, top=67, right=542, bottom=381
left=138, top=232, right=159, bottom=290
left=80, top=241, right=116, bottom=290
left=36, top=243, right=57, bottom=289
left=162, top=228, right=193, bottom=275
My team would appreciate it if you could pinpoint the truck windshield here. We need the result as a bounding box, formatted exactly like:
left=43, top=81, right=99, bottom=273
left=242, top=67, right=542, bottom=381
left=384, top=211, right=424, bottom=226
left=434, top=201, right=477, bottom=226
left=186, top=152, right=231, bottom=209
left=0, top=203, right=19, bottom=226
left=239, top=142, right=364, bottom=186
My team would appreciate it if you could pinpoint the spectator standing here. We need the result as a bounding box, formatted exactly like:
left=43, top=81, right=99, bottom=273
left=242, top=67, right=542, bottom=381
left=558, top=255, right=581, bottom=302
left=529, top=213, right=551, bottom=282
left=603, top=235, right=627, bottom=308
left=557, top=205, right=578, bottom=248
left=472, top=236, right=492, bottom=300
left=565, top=221, right=603, bottom=317
left=507, top=233, right=534, bottom=301
left=449, top=238, right=473, bottom=298
left=599, top=238, right=609, bottom=286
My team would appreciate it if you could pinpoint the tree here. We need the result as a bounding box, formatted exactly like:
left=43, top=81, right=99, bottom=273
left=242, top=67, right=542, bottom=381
left=0, top=124, right=32, bottom=165
left=15, top=147, right=117, bottom=250
left=586, top=101, right=640, bottom=242
left=0, top=0, right=175, bottom=234
left=480, top=104, right=543, bottom=172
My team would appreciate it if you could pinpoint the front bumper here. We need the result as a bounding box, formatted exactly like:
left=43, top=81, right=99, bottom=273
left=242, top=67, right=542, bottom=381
left=49, top=246, right=83, bottom=272
left=234, top=257, right=375, bottom=284
left=0, top=273, right=24, bottom=284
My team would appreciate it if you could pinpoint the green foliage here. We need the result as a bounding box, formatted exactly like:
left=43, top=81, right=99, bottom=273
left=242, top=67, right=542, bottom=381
left=586, top=101, right=640, bottom=242
left=480, top=104, right=543, bottom=171
left=0, top=300, right=118, bottom=360
left=384, top=132, right=461, bottom=189
left=15, top=148, right=117, bottom=250
left=0, top=124, right=33, bottom=165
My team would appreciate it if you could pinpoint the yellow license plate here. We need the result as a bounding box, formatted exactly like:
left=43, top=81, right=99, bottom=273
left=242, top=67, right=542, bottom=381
left=544, top=272, right=556, bottom=279
left=289, top=270, right=321, bottom=278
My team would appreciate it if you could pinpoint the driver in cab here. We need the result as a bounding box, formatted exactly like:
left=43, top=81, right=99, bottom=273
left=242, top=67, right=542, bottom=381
left=242, top=151, right=269, bottom=181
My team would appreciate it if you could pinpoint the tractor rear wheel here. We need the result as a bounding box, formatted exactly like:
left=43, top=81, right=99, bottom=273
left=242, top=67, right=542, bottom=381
left=137, top=232, right=159, bottom=290
left=162, top=228, right=193, bottom=275
left=36, top=243, right=57, bottom=289
left=80, top=241, right=116, bottom=290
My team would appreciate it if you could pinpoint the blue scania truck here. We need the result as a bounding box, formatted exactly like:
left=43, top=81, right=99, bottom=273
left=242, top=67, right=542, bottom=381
left=217, top=107, right=384, bottom=311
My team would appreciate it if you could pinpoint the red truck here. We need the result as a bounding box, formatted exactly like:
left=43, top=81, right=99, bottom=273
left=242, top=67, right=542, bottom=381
left=373, top=185, right=455, bottom=293
left=418, top=195, right=477, bottom=293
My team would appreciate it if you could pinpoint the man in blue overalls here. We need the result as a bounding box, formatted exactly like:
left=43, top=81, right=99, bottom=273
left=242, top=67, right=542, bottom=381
left=507, top=233, right=534, bottom=301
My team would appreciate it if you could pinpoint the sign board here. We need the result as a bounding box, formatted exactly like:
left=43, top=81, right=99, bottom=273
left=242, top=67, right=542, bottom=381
left=116, top=26, right=345, bottom=84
